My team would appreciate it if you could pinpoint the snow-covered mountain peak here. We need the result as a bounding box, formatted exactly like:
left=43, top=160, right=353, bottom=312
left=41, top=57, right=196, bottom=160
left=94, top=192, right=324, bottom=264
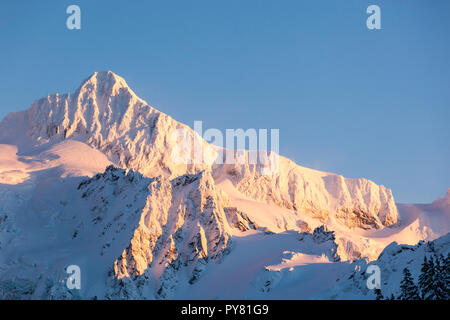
left=75, top=71, right=141, bottom=111
left=80, top=71, right=130, bottom=93
left=0, top=71, right=216, bottom=177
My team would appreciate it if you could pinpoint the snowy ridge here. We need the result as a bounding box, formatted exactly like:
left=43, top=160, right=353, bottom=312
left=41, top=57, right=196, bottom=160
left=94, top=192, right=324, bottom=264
left=214, top=155, right=398, bottom=229
left=0, top=71, right=398, bottom=230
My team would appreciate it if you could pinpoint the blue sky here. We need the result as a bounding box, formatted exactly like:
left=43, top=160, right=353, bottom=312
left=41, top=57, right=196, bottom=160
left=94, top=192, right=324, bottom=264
left=0, top=0, right=448, bottom=203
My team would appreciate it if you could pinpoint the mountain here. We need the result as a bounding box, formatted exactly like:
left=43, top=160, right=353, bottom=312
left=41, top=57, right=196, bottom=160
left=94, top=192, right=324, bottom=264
left=0, top=71, right=398, bottom=230
left=0, top=71, right=448, bottom=299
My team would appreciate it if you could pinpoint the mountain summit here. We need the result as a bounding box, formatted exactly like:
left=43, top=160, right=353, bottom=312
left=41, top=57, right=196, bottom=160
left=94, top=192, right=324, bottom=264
left=0, top=70, right=216, bottom=177
left=79, top=71, right=131, bottom=92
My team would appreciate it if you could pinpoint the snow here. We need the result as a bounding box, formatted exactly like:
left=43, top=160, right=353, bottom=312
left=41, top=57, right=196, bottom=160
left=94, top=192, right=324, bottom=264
left=217, top=175, right=449, bottom=261
left=321, top=233, right=450, bottom=299
left=0, top=145, right=30, bottom=184
left=217, top=177, right=322, bottom=234
left=172, top=231, right=336, bottom=299
left=0, top=71, right=448, bottom=300
left=0, top=140, right=111, bottom=184
left=0, top=71, right=399, bottom=231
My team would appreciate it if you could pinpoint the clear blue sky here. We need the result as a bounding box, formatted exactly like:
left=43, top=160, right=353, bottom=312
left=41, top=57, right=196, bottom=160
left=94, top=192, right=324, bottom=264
left=0, top=0, right=448, bottom=203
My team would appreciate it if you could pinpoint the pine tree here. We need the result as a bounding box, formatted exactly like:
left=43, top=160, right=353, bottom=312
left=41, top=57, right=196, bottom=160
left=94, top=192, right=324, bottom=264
left=434, top=254, right=448, bottom=300
left=446, top=253, right=450, bottom=272
left=419, top=256, right=434, bottom=299
left=374, top=288, right=383, bottom=300
left=445, top=253, right=450, bottom=298
left=399, top=267, right=419, bottom=300
left=419, top=254, right=449, bottom=300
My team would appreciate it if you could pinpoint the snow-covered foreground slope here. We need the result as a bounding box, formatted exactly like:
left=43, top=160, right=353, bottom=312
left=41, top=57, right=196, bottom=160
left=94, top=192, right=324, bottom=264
left=320, top=232, right=450, bottom=300
left=0, top=155, right=447, bottom=299
left=0, top=71, right=448, bottom=299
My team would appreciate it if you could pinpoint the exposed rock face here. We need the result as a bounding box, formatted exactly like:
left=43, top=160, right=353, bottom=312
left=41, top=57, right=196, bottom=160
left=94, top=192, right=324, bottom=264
left=77, top=165, right=233, bottom=298
left=215, top=155, right=398, bottom=229
left=224, top=207, right=258, bottom=232
left=297, top=226, right=340, bottom=262
left=325, top=175, right=398, bottom=228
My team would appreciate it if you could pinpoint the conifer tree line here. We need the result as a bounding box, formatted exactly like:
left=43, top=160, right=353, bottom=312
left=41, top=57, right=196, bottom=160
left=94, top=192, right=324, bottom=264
left=375, top=253, right=449, bottom=300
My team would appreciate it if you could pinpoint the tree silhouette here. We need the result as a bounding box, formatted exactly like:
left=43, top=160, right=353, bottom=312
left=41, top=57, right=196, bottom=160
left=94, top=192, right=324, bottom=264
left=399, top=267, right=419, bottom=300
left=419, top=256, right=434, bottom=299
left=374, top=288, right=383, bottom=300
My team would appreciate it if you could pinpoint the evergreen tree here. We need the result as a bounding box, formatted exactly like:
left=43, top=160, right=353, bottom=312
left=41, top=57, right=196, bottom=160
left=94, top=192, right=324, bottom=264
left=419, top=256, right=434, bottom=299
left=434, top=254, right=448, bottom=300
left=399, top=267, right=419, bottom=300
left=374, top=288, right=383, bottom=300
left=446, top=253, right=450, bottom=273
left=445, top=253, right=450, bottom=298
left=419, top=254, right=449, bottom=300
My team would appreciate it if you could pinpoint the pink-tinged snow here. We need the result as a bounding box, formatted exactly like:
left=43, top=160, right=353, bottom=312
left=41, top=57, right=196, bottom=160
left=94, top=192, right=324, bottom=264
left=265, top=251, right=330, bottom=271
left=217, top=178, right=322, bottom=234
left=172, top=230, right=352, bottom=299
left=0, top=145, right=30, bottom=184
left=217, top=176, right=450, bottom=261
left=0, top=140, right=111, bottom=184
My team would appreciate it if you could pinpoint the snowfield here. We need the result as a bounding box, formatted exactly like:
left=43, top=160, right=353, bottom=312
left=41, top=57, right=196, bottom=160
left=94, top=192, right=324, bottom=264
left=0, top=71, right=448, bottom=299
